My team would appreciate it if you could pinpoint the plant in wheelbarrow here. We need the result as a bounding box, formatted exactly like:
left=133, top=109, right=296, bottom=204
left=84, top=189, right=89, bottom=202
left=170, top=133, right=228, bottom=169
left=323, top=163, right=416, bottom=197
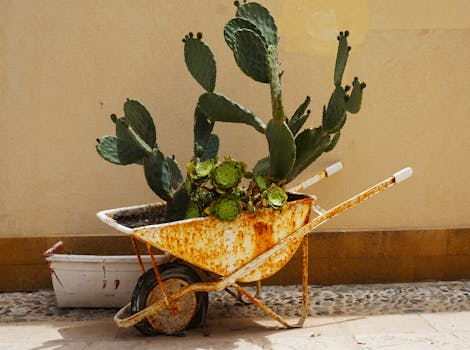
left=95, top=0, right=411, bottom=337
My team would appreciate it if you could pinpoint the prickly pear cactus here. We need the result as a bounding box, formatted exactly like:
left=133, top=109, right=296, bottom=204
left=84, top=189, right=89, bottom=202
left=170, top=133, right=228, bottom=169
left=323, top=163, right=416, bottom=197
left=97, top=1, right=367, bottom=223
left=183, top=2, right=365, bottom=186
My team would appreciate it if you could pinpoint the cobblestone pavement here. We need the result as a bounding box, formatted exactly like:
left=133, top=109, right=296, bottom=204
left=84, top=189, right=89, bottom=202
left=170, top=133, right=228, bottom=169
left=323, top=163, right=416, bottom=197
left=1, top=281, right=469, bottom=323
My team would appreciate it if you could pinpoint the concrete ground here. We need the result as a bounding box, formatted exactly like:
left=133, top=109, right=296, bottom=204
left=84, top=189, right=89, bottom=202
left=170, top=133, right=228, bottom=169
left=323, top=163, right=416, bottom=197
left=1, top=311, right=469, bottom=350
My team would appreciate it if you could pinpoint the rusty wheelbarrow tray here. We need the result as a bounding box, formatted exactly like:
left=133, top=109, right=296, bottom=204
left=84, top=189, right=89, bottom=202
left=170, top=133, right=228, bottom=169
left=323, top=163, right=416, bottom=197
left=97, top=166, right=412, bottom=335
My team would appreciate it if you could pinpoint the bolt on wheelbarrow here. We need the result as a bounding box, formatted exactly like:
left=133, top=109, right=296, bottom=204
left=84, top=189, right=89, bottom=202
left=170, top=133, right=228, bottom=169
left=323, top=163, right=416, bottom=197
left=97, top=164, right=412, bottom=336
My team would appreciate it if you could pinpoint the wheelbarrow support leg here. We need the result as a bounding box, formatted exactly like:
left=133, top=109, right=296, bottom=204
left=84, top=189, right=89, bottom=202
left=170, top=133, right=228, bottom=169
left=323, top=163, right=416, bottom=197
left=232, top=283, right=291, bottom=328
left=254, top=280, right=262, bottom=298
left=232, top=236, right=309, bottom=330
left=297, top=235, right=309, bottom=327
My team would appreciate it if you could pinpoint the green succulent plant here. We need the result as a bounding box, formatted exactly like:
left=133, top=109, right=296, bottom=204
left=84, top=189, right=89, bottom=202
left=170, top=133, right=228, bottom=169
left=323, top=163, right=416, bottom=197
left=97, top=1, right=366, bottom=223
left=211, top=159, right=246, bottom=192
left=206, top=194, right=241, bottom=222
left=188, top=159, right=214, bottom=183
left=262, top=184, right=288, bottom=210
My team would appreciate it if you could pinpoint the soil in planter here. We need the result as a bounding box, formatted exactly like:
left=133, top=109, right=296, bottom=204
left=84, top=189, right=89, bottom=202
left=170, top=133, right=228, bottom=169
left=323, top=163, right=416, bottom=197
left=113, top=193, right=308, bottom=229
left=113, top=204, right=168, bottom=229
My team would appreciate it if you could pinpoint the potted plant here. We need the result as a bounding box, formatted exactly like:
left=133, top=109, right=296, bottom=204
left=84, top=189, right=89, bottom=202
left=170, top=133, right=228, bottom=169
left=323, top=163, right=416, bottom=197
left=94, top=0, right=366, bottom=335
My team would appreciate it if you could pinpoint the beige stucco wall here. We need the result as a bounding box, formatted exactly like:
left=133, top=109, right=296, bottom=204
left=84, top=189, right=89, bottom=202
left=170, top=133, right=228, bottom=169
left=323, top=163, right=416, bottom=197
left=1, top=0, right=469, bottom=237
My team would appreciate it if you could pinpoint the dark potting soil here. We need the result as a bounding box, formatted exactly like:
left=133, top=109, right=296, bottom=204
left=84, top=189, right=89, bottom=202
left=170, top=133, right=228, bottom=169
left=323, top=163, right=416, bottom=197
left=113, top=204, right=168, bottom=229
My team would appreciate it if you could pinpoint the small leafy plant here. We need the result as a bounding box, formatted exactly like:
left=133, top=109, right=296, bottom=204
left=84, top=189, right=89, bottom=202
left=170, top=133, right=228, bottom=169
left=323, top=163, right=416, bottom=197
left=96, top=1, right=366, bottom=222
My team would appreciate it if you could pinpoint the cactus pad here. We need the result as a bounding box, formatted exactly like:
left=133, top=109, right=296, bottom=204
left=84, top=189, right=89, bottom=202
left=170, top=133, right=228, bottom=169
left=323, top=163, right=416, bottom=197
left=144, top=149, right=173, bottom=202
left=345, top=77, right=365, bottom=114
left=194, top=106, right=214, bottom=158
left=288, top=127, right=330, bottom=181
left=322, top=86, right=346, bottom=134
left=123, top=100, right=156, bottom=149
left=253, top=157, right=270, bottom=176
left=325, top=131, right=341, bottom=152
left=233, top=29, right=270, bottom=83
left=198, top=92, right=266, bottom=133
left=224, top=17, right=264, bottom=51
left=266, top=120, right=296, bottom=180
left=166, top=156, right=184, bottom=189
left=334, top=31, right=350, bottom=87
left=235, top=2, right=278, bottom=46
left=96, top=136, right=141, bottom=165
left=184, top=36, right=216, bottom=92
left=288, top=96, right=311, bottom=133
left=200, top=134, right=219, bottom=161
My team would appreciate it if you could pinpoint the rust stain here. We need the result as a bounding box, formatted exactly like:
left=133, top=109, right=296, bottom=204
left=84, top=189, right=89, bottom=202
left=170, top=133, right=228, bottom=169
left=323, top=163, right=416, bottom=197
left=114, top=279, right=120, bottom=290
left=133, top=196, right=314, bottom=281
left=102, top=265, right=107, bottom=289
left=253, top=222, right=274, bottom=257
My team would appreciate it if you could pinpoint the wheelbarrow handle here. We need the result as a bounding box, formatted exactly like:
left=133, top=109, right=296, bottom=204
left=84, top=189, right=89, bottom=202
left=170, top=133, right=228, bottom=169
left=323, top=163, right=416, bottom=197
left=393, top=167, right=413, bottom=183
left=42, top=241, right=64, bottom=258
left=289, top=161, right=343, bottom=193
left=232, top=166, right=414, bottom=277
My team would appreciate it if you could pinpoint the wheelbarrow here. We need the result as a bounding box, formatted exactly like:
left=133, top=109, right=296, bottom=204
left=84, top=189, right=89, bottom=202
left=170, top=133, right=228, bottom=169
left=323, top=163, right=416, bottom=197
left=97, top=164, right=412, bottom=335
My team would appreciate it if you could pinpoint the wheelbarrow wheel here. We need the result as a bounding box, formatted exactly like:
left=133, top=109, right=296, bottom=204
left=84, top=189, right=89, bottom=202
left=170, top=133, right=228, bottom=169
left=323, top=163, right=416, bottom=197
left=130, top=262, right=208, bottom=336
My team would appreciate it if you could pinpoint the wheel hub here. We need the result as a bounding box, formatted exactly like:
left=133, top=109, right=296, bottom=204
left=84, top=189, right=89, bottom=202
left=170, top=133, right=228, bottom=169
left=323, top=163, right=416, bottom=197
left=145, top=278, right=197, bottom=334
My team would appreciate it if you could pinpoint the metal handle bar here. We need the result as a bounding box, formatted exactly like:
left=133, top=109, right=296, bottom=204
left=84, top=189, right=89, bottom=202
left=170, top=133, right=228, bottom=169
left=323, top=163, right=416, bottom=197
left=289, top=161, right=343, bottom=193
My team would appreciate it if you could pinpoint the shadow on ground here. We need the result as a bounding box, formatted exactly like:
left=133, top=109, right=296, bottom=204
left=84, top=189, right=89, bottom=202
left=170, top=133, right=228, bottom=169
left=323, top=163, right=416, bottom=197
left=28, top=318, right=286, bottom=350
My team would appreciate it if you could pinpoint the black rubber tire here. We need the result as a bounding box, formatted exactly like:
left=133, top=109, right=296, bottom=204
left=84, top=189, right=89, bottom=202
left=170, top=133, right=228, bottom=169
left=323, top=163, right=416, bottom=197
left=130, top=262, right=208, bottom=336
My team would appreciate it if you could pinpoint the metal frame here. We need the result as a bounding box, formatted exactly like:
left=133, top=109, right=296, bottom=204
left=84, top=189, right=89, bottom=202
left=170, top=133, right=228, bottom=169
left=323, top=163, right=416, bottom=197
left=114, top=167, right=412, bottom=330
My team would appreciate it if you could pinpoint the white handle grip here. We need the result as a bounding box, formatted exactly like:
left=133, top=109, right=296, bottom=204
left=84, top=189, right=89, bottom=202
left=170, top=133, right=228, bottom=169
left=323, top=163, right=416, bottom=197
left=393, top=167, right=413, bottom=183
left=325, top=161, right=343, bottom=177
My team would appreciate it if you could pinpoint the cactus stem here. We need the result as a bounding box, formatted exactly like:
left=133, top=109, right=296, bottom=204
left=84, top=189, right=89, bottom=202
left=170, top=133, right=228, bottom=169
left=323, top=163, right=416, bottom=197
left=189, top=32, right=194, bottom=37
left=234, top=0, right=240, bottom=7
left=267, top=46, right=286, bottom=121
left=197, top=32, right=202, bottom=39
left=345, top=30, right=350, bottom=36
left=279, top=69, right=284, bottom=78
left=361, top=82, right=367, bottom=89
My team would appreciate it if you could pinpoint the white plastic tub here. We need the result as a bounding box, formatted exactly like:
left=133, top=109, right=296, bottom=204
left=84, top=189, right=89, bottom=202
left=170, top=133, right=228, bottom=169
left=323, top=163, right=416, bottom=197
left=45, top=244, right=170, bottom=308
